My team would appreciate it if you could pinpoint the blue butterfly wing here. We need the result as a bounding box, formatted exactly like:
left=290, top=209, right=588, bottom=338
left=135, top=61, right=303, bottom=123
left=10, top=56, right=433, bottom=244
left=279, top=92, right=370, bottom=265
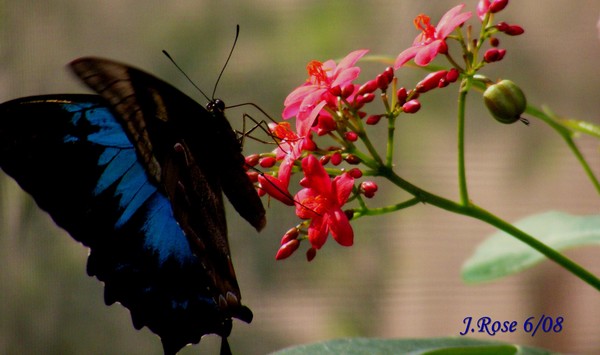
left=0, top=95, right=252, bottom=354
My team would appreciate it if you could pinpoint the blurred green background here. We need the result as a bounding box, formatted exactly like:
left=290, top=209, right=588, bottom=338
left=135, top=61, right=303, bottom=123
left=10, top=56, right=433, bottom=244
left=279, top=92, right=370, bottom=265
left=1, top=0, right=599, bottom=354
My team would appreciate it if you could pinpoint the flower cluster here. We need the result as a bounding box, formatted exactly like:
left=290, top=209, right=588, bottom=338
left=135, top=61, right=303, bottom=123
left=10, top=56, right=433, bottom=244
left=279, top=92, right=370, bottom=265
left=245, top=1, right=524, bottom=261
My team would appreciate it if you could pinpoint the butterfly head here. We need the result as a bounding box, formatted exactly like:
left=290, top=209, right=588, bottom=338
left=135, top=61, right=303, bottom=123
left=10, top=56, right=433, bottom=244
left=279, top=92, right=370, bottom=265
left=207, top=99, right=226, bottom=114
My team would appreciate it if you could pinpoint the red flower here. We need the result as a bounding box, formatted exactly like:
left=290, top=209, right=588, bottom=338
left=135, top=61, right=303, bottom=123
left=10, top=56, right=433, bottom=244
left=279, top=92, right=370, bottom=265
left=295, top=155, right=354, bottom=249
left=283, top=49, right=368, bottom=134
left=395, top=4, right=472, bottom=68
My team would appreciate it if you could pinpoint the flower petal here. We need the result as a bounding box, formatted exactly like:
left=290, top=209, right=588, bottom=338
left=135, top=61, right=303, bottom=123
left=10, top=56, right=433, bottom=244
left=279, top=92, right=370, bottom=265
left=332, top=173, right=354, bottom=206
left=329, top=208, right=354, bottom=246
left=308, top=215, right=330, bottom=249
left=296, top=100, right=326, bottom=136
left=301, top=155, right=331, bottom=195
left=394, top=46, right=420, bottom=69
left=436, top=4, right=472, bottom=39
left=334, top=49, right=369, bottom=76
left=413, top=40, right=444, bottom=66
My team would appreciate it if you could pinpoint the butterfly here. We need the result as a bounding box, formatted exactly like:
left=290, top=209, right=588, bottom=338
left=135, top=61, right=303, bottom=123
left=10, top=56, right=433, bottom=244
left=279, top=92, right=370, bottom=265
left=0, top=57, right=266, bottom=355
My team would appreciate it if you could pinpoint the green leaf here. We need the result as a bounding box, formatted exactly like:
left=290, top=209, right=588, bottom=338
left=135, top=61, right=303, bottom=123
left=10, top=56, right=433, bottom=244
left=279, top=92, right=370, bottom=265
left=269, top=337, right=559, bottom=355
left=462, top=211, right=600, bottom=283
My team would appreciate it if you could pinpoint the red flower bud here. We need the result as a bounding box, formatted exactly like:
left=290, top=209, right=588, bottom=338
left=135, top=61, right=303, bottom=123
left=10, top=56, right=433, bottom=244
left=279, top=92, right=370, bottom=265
left=356, top=93, right=375, bottom=107
left=490, top=37, right=500, bottom=47
left=329, top=85, right=342, bottom=97
left=344, top=131, right=358, bottom=142
left=505, top=25, right=524, bottom=36
left=361, top=180, right=378, bottom=198
left=366, top=114, right=383, bottom=125
left=484, top=48, right=506, bottom=63
left=341, top=84, right=355, bottom=98
left=348, top=168, right=363, bottom=178
left=319, top=155, right=331, bottom=165
left=259, top=156, right=276, bottom=168
left=306, top=247, right=317, bottom=262
left=331, top=152, right=343, bottom=166
left=345, top=154, right=361, bottom=165
left=402, top=99, right=421, bottom=114
left=446, top=68, right=459, bottom=83
left=280, top=227, right=299, bottom=245
left=497, top=22, right=524, bottom=36
left=275, top=239, right=300, bottom=260
left=396, top=87, right=408, bottom=105
left=376, top=73, right=390, bottom=91
left=383, top=66, right=394, bottom=83
left=357, top=79, right=378, bottom=95
left=416, top=70, right=448, bottom=93
left=489, top=0, right=508, bottom=13
left=496, top=21, right=509, bottom=32
left=245, top=154, right=260, bottom=167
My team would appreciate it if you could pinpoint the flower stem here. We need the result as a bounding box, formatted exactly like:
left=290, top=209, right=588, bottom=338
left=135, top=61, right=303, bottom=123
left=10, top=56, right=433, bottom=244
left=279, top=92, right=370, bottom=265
left=457, top=77, right=471, bottom=205
left=379, top=165, right=600, bottom=291
left=353, top=197, right=420, bottom=218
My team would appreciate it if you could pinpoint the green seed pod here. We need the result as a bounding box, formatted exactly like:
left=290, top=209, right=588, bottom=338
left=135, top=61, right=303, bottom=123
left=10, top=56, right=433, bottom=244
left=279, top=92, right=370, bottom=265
left=483, top=79, right=527, bottom=124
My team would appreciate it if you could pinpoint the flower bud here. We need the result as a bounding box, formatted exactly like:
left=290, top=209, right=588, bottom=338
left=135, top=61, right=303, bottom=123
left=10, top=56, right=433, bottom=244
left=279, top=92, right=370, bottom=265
left=275, top=239, right=300, bottom=260
left=416, top=70, right=448, bottom=93
left=483, top=48, right=506, bottom=63
left=489, top=0, right=508, bottom=13
left=348, top=168, right=363, bottom=178
left=259, top=156, right=276, bottom=168
left=483, top=79, right=527, bottom=124
left=331, top=152, right=343, bottom=166
left=383, top=66, right=394, bottom=83
left=345, top=154, right=361, bottom=165
left=344, top=131, right=358, bottom=142
left=366, top=114, right=383, bottom=125
left=245, top=154, right=260, bottom=167
left=376, top=73, right=390, bottom=91
left=329, top=85, right=342, bottom=97
left=446, top=68, right=459, bottom=83
left=396, top=87, right=408, bottom=105
left=357, top=79, right=378, bottom=95
left=361, top=181, right=378, bottom=198
left=341, top=84, right=355, bottom=98
left=306, top=247, right=317, bottom=262
left=402, top=99, right=421, bottom=114
left=280, top=227, right=300, bottom=245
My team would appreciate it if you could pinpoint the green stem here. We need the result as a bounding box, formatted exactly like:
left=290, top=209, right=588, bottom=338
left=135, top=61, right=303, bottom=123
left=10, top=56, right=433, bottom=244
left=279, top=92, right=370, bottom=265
left=457, top=77, right=470, bottom=205
left=526, top=105, right=600, bottom=195
left=379, top=165, right=600, bottom=291
left=353, top=197, right=420, bottom=218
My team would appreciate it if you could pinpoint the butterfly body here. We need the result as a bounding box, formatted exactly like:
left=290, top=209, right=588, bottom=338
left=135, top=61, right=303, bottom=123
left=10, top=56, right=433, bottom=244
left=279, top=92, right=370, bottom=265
left=0, top=58, right=265, bottom=354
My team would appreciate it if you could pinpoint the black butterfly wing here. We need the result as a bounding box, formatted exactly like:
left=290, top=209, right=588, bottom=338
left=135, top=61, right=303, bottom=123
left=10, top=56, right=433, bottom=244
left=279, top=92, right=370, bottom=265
left=0, top=95, right=251, bottom=354
left=69, top=57, right=266, bottom=232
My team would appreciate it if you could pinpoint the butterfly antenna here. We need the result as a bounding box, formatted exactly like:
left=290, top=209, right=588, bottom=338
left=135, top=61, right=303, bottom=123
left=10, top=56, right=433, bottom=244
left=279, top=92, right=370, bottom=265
left=212, top=24, right=240, bottom=100
left=162, top=49, right=212, bottom=103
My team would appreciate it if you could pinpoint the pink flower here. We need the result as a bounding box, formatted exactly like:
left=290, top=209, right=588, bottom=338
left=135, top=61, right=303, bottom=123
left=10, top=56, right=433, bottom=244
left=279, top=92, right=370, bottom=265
left=295, top=155, right=354, bottom=249
left=283, top=49, right=368, bottom=134
left=395, top=4, right=472, bottom=68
